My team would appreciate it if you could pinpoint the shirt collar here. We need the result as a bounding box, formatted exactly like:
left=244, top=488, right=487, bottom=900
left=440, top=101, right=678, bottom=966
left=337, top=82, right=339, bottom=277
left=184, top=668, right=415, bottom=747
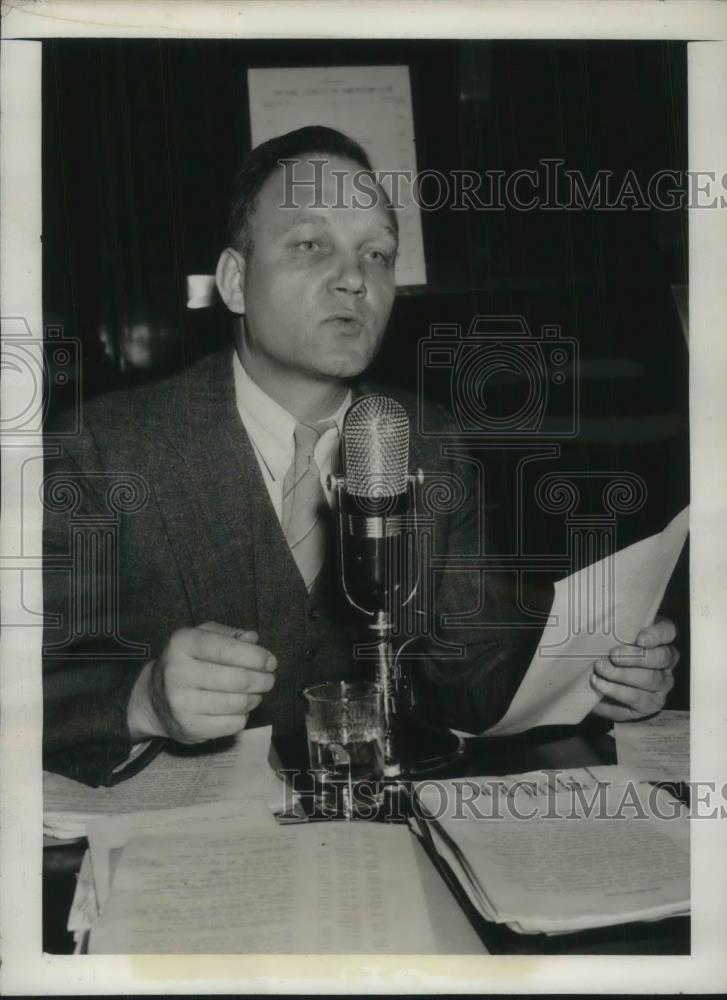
left=232, top=349, right=350, bottom=481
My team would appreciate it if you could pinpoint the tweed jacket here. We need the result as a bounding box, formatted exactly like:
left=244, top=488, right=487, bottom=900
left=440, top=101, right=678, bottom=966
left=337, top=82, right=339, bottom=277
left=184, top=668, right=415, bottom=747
left=43, top=347, right=538, bottom=786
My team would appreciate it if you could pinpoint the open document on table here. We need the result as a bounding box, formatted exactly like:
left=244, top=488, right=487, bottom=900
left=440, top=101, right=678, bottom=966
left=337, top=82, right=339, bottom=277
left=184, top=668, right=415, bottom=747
left=411, top=766, right=689, bottom=935
left=485, top=506, right=689, bottom=736
left=82, top=807, right=437, bottom=954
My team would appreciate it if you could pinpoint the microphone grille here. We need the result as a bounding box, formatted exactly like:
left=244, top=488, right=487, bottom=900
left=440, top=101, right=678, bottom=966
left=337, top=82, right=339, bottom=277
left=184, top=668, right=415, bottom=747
left=343, top=395, right=410, bottom=497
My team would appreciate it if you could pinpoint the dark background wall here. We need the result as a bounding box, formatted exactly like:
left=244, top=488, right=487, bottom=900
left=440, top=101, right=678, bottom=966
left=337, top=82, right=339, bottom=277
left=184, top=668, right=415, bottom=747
left=42, top=39, right=690, bottom=704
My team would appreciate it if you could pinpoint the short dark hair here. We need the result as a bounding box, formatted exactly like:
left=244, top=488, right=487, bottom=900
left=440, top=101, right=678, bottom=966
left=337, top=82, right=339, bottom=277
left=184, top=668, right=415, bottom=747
left=226, top=125, right=394, bottom=252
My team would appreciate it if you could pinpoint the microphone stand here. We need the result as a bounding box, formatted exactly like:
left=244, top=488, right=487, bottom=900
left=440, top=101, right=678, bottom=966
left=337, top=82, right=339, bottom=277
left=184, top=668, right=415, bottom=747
left=329, top=470, right=423, bottom=780
left=370, top=610, right=404, bottom=778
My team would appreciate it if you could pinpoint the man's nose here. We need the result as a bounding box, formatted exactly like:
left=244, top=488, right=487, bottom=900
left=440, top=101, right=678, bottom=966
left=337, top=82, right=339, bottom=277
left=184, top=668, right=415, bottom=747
left=329, top=250, right=366, bottom=296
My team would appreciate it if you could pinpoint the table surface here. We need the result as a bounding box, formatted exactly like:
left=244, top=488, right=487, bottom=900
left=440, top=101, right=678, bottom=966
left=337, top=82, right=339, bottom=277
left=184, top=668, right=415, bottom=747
left=43, top=718, right=690, bottom=956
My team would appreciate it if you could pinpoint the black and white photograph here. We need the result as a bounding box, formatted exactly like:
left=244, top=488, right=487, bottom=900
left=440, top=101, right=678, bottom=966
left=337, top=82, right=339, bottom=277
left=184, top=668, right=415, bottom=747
left=1, top=0, right=726, bottom=993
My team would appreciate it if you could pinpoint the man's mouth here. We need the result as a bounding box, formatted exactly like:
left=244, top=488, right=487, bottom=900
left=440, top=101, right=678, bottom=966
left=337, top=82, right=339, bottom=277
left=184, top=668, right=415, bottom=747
left=324, top=313, right=365, bottom=331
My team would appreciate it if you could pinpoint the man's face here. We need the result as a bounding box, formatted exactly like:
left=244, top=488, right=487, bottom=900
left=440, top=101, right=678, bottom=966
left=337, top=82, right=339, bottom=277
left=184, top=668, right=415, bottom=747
left=238, top=155, right=397, bottom=382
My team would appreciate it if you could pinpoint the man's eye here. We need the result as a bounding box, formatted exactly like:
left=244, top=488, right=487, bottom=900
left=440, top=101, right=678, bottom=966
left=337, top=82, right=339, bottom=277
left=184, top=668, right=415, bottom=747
left=365, top=249, right=395, bottom=266
left=293, top=238, right=334, bottom=257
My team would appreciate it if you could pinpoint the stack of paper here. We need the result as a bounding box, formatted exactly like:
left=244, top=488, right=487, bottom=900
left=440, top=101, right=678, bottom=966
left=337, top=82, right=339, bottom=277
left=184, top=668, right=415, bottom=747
left=44, top=725, right=288, bottom=840
left=70, top=801, right=438, bottom=954
left=413, top=766, right=689, bottom=935
left=68, top=798, right=279, bottom=949
left=613, top=710, right=690, bottom=782
left=55, top=725, right=439, bottom=954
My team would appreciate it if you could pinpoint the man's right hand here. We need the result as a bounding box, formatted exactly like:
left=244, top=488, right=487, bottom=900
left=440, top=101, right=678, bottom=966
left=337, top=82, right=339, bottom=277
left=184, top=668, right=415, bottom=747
left=127, top=621, right=277, bottom=743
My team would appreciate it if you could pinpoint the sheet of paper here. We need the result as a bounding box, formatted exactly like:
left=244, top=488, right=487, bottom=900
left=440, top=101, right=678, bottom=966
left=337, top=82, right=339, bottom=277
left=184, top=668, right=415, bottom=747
left=428, top=812, right=689, bottom=934
left=44, top=725, right=285, bottom=838
left=66, top=850, right=99, bottom=934
left=417, top=773, right=689, bottom=934
left=247, top=65, right=426, bottom=286
left=89, top=818, right=437, bottom=954
left=614, top=710, right=690, bottom=781
left=85, top=798, right=278, bottom=914
left=485, top=506, right=689, bottom=736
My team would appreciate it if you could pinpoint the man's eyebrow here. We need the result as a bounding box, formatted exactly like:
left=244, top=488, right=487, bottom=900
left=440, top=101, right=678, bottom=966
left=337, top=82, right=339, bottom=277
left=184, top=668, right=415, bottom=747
left=278, top=212, right=398, bottom=243
left=378, top=223, right=398, bottom=241
left=278, top=209, right=331, bottom=227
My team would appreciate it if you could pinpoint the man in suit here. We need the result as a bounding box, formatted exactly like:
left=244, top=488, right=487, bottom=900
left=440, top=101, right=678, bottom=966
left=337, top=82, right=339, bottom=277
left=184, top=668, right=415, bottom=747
left=43, top=126, right=679, bottom=786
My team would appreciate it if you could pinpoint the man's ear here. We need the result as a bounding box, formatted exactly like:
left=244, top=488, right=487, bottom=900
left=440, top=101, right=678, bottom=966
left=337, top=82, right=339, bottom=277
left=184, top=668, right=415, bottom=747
left=215, top=247, right=247, bottom=315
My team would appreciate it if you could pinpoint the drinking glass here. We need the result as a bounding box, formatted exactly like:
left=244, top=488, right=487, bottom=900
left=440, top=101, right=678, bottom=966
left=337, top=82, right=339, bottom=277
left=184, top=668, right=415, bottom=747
left=303, top=680, right=385, bottom=819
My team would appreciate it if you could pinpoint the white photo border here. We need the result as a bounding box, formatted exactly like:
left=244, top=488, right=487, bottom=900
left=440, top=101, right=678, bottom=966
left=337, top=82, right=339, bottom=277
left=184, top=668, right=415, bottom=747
left=1, top=1, right=726, bottom=994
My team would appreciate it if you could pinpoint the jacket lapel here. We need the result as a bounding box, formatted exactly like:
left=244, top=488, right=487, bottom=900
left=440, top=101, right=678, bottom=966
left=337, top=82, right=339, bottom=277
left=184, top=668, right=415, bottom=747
left=151, top=347, right=287, bottom=630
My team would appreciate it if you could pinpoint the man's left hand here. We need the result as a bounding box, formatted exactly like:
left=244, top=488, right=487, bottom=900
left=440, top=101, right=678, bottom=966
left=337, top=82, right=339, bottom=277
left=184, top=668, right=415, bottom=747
left=590, top=616, right=679, bottom=722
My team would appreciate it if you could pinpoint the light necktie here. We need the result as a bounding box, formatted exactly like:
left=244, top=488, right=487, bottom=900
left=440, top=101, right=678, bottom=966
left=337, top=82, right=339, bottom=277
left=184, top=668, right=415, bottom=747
left=281, top=421, right=334, bottom=592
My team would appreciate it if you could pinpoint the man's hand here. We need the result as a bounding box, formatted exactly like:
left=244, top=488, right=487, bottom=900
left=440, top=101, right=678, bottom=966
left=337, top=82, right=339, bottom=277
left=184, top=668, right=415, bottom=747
left=127, top=621, right=277, bottom=743
left=590, top=616, right=679, bottom=722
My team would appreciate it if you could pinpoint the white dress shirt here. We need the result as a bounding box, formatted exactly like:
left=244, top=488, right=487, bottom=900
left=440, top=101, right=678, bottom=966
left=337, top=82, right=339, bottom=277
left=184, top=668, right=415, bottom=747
left=232, top=348, right=351, bottom=519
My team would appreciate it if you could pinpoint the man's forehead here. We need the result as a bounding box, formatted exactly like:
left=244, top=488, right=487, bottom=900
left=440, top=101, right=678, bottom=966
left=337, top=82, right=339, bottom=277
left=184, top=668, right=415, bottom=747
left=257, top=153, right=394, bottom=219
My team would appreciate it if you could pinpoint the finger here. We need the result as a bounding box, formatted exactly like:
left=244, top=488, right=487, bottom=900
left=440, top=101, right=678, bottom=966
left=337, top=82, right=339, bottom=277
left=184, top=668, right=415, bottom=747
left=179, top=689, right=264, bottom=716
left=174, top=660, right=277, bottom=694
left=590, top=671, right=667, bottom=714
left=199, top=621, right=259, bottom=644
left=608, top=645, right=675, bottom=670
left=595, top=659, right=675, bottom=692
left=182, top=714, right=251, bottom=741
left=591, top=700, right=652, bottom=723
left=636, top=616, right=677, bottom=648
left=174, top=628, right=275, bottom=672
